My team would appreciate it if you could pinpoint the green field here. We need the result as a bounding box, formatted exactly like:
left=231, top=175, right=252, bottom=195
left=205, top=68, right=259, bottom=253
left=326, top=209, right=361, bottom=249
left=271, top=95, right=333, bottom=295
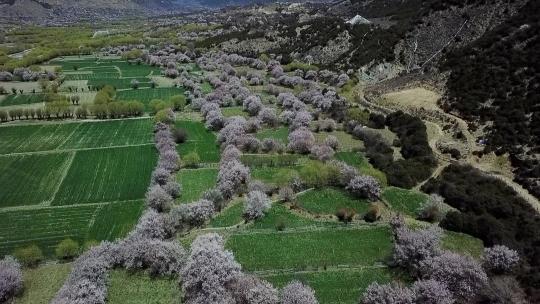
left=15, top=263, right=72, bottom=304
left=0, top=94, right=46, bottom=107
left=252, top=203, right=327, bottom=230
left=52, top=145, right=157, bottom=205
left=88, top=77, right=153, bottom=90
left=177, top=168, right=218, bottom=203
left=0, top=119, right=153, bottom=154
left=297, top=188, right=370, bottom=215
left=0, top=153, right=72, bottom=207
left=116, top=87, right=185, bottom=109
left=382, top=187, right=428, bottom=216
left=108, top=270, right=180, bottom=304
left=175, top=120, right=220, bottom=163
left=210, top=199, right=245, bottom=227
left=0, top=200, right=143, bottom=256
left=442, top=231, right=484, bottom=258
left=59, top=119, right=154, bottom=149
left=226, top=227, right=392, bottom=271
left=314, top=131, right=362, bottom=152
left=251, top=166, right=300, bottom=185
left=256, top=127, right=289, bottom=144
left=264, top=268, right=393, bottom=304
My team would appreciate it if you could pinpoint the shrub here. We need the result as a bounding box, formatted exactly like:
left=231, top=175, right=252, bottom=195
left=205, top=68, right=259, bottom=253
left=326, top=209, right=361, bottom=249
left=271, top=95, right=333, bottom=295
left=0, top=256, right=23, bottom=303
left=281, top=281, right=318, bottom=304
left=417, top=194, right=445, bottom=223
left=482, top=245, right=520, bottom=274
left=363, top=204, right=381, bottom=223
left=346, top=175, right=381, bottom=201
left=336, top=208, right=356, bottom=223
left=55, top=239, right=80, bottom=260
left=244, top=191, right=271, bottom=220
left=169, top=95, right=187, bottom=110
left=13, top=245, right=43, bottom=267
left=362, top=282, right=414, bottom=304
left=183, top=151, right=201, bottom=168
left=279, top=186, right=295, bottom=202
left=173, top=128, right=188, bottom=143
left=154, top=108, right=175, bottom=124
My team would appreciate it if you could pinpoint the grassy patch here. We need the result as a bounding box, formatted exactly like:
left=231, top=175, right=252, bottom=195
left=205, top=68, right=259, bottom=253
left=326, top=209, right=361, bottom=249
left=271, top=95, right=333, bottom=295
left=108, top=270, right=180, bottom=304
left=382, top=187, right=428, bottom=216
left=0, top=153, right=71, bottom=207
left=175, top=120, right=220, bottom=163
left=264, top=268, right=393, bottom=304
left=88, top=77, right=153, bottom=90
left=241, top=153, right=302, bottom=167
left=226, top=227, right=392, bottom=271
left=15, top=263, right=72, bottom=304
left=256, top=127, right=289, bottom=144
left=252, top=203, right=324, bottom=230
left=297, top=188, right=370, bottom=215
left=335, top=152, right=369, bottom=167
left=251, top=166, right=300, bottom=185
left=52, top=145, right=157, bottom=205
left=222, top=106, right=248, bottom=117
left=442, top=231, right=484, bottom=258
left=177, top=168, right=218, bottom=203
left=314, top=131, right=363, bottom=152
left=210, top=199, right=245, bottom=227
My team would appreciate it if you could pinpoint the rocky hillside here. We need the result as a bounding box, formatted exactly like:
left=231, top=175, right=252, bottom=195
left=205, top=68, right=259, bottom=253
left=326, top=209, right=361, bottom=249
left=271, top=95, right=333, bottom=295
left=0, top=0, right=179, bottom=23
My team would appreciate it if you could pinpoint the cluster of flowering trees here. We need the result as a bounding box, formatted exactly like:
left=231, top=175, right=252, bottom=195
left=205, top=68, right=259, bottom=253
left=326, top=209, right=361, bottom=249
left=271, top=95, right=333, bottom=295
left=0, top=256, right=23, bottom=303
left=362, top=216, right=520, bottom=303
left=217, top=145, right=251, bottom=200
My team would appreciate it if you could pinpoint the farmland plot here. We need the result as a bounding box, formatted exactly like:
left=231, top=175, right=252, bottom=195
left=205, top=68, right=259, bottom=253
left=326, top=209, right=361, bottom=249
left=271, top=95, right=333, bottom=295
left=0, top=153, right=72, bottom=207
left=15, top=263, right=72, bottom=304
left=226, top=226, right=392, bottom=271
left=265, top=268, right=393, bottom=304
left=0, top=123, right=78, bottom=154
left=108, top=270, right=180, bottom=304
left=116, top=87, right=185, bottom=107
left=0, top=201, right=144, bottom=256
left=177, top=168, right=218, bottom=203
left=52, top=145, right=157, bottom=205
left=175, top=120, right=220, bottom=163
left=0, top=94, right=46, bottom=107
left=0, top=204, right=98, bottom=256
left=88, top=77, right=153, bottom=90
left=59, top=118, right=154, bottom=149
left=297, top=188, right=370, bottom=215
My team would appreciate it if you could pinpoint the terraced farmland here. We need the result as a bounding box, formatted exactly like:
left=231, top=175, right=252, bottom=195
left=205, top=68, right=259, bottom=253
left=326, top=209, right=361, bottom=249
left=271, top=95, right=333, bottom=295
left=52, top=145, right=157, bottom=205
left=175, top=120, right=220, bottom=163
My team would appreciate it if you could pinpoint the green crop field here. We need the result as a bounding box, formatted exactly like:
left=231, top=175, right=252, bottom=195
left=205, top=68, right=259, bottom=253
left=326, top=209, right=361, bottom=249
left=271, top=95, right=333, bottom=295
left=0, top=119, right=153, bottom=154
left=59, top=118, right=154, bottom=149
left=0, top=94, right=46, bottom=107
left=0, top=153, right=72, bottom=207
left=0, top=201, right=143, bottom=257
left=442, top=231, right=484, bottom=258
left=297, top=188, right=370, bottom=215
left=314, top=131, right=363, bottom=152
left=241, top=153, right=302, bottom=167
left=108, top=270, right=180, bottom=304
left=382, top=187, right=428, bottom=216
left=226, top=226, right=392, bottom=271
left=251, top=166, right=300, bottom=185
left=335, top=152, right=369, bottom=167
left=87, top=200, right=145, bottom=241
left=87, top=77, right=153, bottom=90
left=116, top=87, right=185, bottom=109
left=264, top=268, right=393, bottom=304
left=177, top=168, right=218, bottom=203
left=52, top=145, right=156, bottom=205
